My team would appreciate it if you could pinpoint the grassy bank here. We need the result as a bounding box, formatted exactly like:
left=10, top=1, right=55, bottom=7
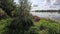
left=0, top=18, right=60, bottom=34
left=31, top=18, right=60, bottom=34
left=34, top=18, right=59, bottom=26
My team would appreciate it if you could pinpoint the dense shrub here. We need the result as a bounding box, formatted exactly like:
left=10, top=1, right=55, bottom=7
left=39, top=30, right=49, bottom=34
left=29, top=27, right=39, bottom=34
left=4, top=0, right=34, bottom=34
left=4, top=17, right=33, bottom=34
left=39, top=20, right=60, bottom=34
left=0, top=18, right=12, bottom=34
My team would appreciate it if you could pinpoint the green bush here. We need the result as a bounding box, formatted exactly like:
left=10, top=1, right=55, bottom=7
left=4, top=17, right=33, bottom=34
left=29, top=27, right=39, bottom=34
left=0, top=18, right=12, bottom=34
left=39, top=30, right=49, bottom=34
left=11, top=10, right=17, bottom=17
left=39, top=20, right=60, bottom=34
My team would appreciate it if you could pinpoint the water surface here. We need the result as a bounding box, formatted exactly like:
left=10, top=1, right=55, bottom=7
left=30, top=12, right=60, bottom=22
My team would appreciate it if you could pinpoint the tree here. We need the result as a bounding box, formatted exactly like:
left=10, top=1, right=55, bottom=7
left=0, top=0, right=16, bottom=16
left=4, top=0, right=33, bottom=34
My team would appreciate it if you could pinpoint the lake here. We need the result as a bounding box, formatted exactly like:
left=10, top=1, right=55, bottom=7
left=30, top=11, right=60, bottom=22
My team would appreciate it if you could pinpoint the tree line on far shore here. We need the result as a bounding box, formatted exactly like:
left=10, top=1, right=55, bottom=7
left=32, top=10, right=60, bottom=12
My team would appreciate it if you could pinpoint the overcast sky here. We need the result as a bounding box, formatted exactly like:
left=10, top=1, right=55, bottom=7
left=14, top=0, right=60, bottom=10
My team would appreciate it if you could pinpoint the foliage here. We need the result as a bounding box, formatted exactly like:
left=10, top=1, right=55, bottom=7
left=0, top=8, right=8, bottom=19
left=39, top=30, right=49, bottom=34
left=4, top=0, right=33, bottom=34
left=0, top=18, right=13, bottom=34
left=29, top=27, right=39, bottom=34
left=36, top=19, right=60, bottom=34
left=28, top=18, right=60, bottom=34
left=0, top=0, right=16, bottom=16
left=0, top=0, right=60, bottom=34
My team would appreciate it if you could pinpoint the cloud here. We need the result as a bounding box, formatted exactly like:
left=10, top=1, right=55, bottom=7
left=14, top=0, right=60, bottom=10
left=52, top=0, right=60, bottom=5
left=14, top=0, right=19, bottom=4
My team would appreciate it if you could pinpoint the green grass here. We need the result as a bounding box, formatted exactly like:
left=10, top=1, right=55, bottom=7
left=34, top=18, right=59, bottom=26
left=32, top=18, right=60, bottom=34
left=0, top=18, right=60, bottom=34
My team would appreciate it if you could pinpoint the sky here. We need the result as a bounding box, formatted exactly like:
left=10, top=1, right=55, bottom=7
left=14, top=0, right=60, bottom=10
